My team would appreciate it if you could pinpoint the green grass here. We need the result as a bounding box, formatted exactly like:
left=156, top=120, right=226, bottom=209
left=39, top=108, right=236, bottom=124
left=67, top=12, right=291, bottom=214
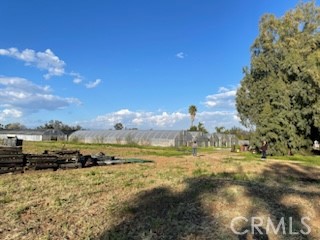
left=230, top=151, right=320, bottom=166
left=273, top=154, right=320, bottom=166
left=1, top=141, right=319, bottom=239
left=23, top=141, right=214, bottom=157
left=22, top=141, right=223, bottom=161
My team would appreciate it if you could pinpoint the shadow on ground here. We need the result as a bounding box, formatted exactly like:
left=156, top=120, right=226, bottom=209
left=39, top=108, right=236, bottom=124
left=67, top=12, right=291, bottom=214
left=99, top=162, right=320, bottom=240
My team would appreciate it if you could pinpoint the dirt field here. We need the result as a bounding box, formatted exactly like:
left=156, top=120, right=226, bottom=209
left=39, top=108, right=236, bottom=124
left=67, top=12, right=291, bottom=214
left=1, top=145, right=320, bottom=240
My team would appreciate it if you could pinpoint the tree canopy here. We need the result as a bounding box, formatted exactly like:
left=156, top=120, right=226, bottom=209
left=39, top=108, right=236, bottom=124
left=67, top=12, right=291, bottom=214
left=114, top=122, right=124, bottom=130
left=3, top=122, right=26, bottom=130
left=236, top=1, right=320, bottom=155
left=188, top=122, right=208, bottom=134
left=36, top=120, right=82, bottom=132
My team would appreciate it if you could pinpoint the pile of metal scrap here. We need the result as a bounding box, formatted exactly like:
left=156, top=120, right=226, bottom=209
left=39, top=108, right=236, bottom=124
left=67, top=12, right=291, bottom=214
left=89, top=152, right=153, bottom=165
left=91, top=152, right=118, bottom=165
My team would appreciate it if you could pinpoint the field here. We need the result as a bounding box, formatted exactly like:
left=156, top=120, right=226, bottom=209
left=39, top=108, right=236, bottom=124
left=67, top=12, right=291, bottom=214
left=1, top=141, right=320, bottom=240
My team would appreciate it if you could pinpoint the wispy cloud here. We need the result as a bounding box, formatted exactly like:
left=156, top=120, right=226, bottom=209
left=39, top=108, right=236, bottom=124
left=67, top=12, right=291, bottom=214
left=0, top=48, right=65, bottom=79
left=85, top=79, right=102, bottom=89
left=176, top=52, right=185, bottom=59
left=0, top=77, right=81, bottom=119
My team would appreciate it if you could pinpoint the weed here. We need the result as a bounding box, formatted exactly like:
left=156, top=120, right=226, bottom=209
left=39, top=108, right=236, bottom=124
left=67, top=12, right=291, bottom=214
left=14, top=204, right=30, bottom=218
left=192, top=168, right=209, bottom=176
left=0, top=194, right=13, bottom=204
left=87, top=170, right=98, bottom=176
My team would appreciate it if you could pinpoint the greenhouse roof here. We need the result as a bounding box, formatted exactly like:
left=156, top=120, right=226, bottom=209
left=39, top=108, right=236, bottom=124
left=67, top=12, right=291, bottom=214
left=69, top=130, right=186, bottom=140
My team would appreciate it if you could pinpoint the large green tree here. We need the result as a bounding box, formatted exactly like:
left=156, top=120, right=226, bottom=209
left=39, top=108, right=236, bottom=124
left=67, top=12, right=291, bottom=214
left=236, top=1, right=320, bottom=155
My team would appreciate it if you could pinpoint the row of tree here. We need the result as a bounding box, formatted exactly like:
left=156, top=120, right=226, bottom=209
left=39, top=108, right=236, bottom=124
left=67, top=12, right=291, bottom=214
left=0, top=123, right=27, bottom=130
left=0, top=120, right=82, bottom=132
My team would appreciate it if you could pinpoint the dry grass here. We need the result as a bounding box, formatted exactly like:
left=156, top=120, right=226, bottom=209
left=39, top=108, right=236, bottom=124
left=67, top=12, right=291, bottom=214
left=0, top=142, right=320, bottom=239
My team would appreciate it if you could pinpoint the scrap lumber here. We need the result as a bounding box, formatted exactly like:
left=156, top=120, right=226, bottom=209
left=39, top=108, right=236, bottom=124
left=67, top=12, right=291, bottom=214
left=0, top=146, right=25, bottom=173
left=25, top=154, right=59, bottom=170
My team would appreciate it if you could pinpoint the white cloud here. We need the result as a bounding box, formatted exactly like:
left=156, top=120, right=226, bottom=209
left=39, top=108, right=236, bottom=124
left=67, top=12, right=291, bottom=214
left=233, top=114, right=240, bottom=121
left=73, top=78, right=82, bottom=84
left=70, top=72, right=83, bottom=84
left=0, top=47, right=103, bottom=89
left=176, top=52, right=185, bottom=59
left=116, top=109, right=133, bottom=115
left=0, top=109, right=23, bottom=121
left=0, top=76, right=51, bottom=93
left=79, top=106, right=242, bottom=132
left=0, top=77, right=81, bottom=120
left=85, top=79, right=101, bottom=89
left=203, top=86, right=237, bottom=109
left=83, top=109, right=189, bottom=129
left=0, top=48, right=65, bottom=79
left=78, top=85, right=242, bottom=131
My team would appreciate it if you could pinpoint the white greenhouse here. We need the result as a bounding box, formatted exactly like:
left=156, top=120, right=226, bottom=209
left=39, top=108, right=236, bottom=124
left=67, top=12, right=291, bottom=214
left=211, top=133, right=238, bottom=147
left=68, top=130, right=194, bottom=147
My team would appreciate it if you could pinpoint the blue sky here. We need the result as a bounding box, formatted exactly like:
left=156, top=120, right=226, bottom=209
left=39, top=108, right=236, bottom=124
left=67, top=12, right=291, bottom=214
left=0, top=0, right=312, bottom=132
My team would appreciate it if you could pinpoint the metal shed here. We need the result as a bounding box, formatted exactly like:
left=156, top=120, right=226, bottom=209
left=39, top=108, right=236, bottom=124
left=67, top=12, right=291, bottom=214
left=68, top=130, right=193, bottom=147
left=0, top=129, right=67, bottom=142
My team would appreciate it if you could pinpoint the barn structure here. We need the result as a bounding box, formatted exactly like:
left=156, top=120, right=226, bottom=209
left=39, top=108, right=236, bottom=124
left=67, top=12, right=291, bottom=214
left=0, top=129, right=67, bottom=142
left=68, top=130, right=194, bottom=147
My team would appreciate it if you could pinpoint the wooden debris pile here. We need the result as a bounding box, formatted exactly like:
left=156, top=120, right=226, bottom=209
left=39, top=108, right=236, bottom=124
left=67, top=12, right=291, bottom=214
left=0, top=138, right=153, bottom=175
left=25, top=150, right=82, bottom=171
left=0, top=146, right=25, bottom=174
left=0, top=144, right=82, bottom=173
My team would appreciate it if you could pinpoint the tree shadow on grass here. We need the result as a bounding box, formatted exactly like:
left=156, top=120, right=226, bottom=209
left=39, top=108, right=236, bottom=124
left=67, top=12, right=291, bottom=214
left=262, top=162, right=320, bottom=184
left=100, top=179, right=222, bottom=240
left=238, top=226, right=269, bottom=240
left=99, top=162, right=320, bottom=240
left=242, top=162, right=320, bottom=239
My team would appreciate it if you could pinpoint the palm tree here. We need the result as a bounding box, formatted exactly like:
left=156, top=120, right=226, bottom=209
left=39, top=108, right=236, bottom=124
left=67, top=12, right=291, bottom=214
left=188, top=105, right=197, bottom=127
